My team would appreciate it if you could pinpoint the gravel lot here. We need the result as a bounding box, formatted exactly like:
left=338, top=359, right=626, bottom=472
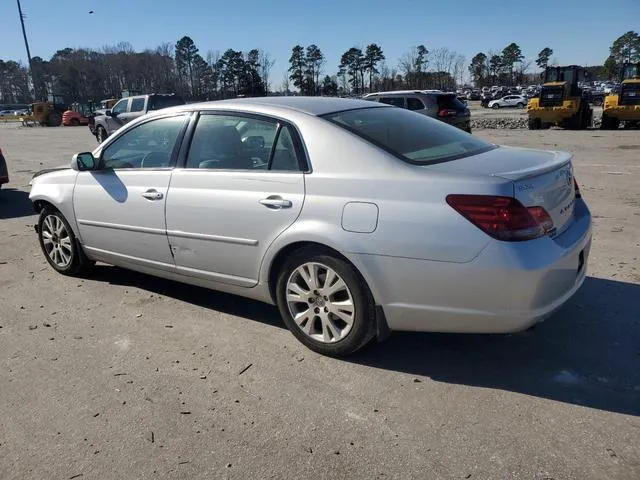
left=1, top=123, right=639, bottom=480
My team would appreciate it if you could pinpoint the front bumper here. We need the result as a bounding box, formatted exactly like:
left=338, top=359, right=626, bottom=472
left=352, top=199, right=592, bottom=334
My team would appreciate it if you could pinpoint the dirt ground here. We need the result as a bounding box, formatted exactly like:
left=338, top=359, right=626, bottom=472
left=0, top=123, right=639, bottom=480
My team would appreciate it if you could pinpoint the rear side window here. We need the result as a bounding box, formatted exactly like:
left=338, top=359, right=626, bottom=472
left=436, top=94, right=467, bottom=111
left=130, top=98, right=145, bottom=112
left=407, top=98, right=425, bottom=111
left=148, top=95, right=185, bottom=111
left=323, top=107, right=494, bottom=165
left=379, top=97, right=405, bottom=108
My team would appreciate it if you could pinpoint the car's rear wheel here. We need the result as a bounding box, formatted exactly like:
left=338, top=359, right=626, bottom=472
left=276, top=247, right=376, bottom=356
left=70, top=118, right=80, bottom=126
left=517, top=102, right=524, bottom=109
left=38, top=207, right=93, bottom=275
left=96, top=126, right=107, bottom=143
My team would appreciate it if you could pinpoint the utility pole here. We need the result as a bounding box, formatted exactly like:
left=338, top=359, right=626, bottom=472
left=16, top=0, right=38, bottom=100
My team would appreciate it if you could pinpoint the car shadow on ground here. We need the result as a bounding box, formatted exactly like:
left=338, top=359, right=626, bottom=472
left=82, top=265, right=284, bottom=330
left=350, top=276, right=640, bottom=417
left=0, top=188, right=34, bottom=219
left=81, top=267, right=639, bottom=416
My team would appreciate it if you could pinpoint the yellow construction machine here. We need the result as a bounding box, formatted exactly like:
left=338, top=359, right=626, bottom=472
left=527, top=65, right=593, bottom=130
left=601, top=62, right=640, bottom=130
left=30, top=94, right=68, bottom=127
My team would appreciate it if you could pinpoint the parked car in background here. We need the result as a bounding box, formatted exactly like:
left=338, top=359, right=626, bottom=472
left=488, top=95, right=528, bottom=109
left=29, top=97, right=591, bottom=356
left=0, top=147, right=9, bottom=189
left=364, top=90, right=471, bottom=132
left=92, top=93, right=185, bottom=143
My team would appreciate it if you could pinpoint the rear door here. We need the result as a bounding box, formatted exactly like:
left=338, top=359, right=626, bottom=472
left=165, top=112, right=306, bottom=287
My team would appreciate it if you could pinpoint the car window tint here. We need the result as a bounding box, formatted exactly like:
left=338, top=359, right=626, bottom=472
left=130, top=98, right=145, bottom=112
left=270, top=126, right=301, bottom=171
left=148, top=95, right=185, bottom=111
left=436, top=95, right=466, bottom=111
left=112, top=99, right=128, bottom=115
left=186, top=114, right=278, bottom=170
left=407, top=98, right=425, bottom=111
left=324, top=106, right=493, bottom=165
left=101, top=115, right=187, bottom=169
left=379, top=97, right=405, bottom=108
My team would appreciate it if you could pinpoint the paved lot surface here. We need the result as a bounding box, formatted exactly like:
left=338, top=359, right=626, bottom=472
left=1, top=123, right=639, bottom=480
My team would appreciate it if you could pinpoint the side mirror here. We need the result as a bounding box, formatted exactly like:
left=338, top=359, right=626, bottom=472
left=105, top=110, right=113, bottom=117
left=71, top=152, right=97, bottom=171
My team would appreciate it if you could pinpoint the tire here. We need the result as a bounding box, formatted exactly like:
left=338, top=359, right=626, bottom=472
left=517, top=102, right=524, bottom=109
left=96, top=126, right=108, bottom=143
left=70, top=118, right=80, bottom=126
left=38, top=207, right=93, bottom=276
left=47, top=112, right=62, bottom=127
left=528, top=118, right=541, bottom=130
left=600, top=114, right=619, bottom=130
left=276, top=247, right=376, bottom=356
left=492, top=103, right=500, bottom=109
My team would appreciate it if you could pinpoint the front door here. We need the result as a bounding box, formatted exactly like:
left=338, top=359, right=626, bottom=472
left=74, top=114, right=189, bottom=268
left=105, top=98, right=129, bottom=133
left=165, top=113, right=306, bottom=287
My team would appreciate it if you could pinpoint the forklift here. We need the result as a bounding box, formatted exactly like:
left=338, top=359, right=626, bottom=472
left=601, top=62, right=640, bottom=130
left=527, top=65, right=593, bottom=130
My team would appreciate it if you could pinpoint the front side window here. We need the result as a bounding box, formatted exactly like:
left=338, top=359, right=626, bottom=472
left=324, top=106, right=494, bottom=165
left=130, top=97, right=145, bottom=112
left=101, top=115, right=187, bottom=169
left=186, top=114, right=281, bottom=170
left=111, top=99, right=128, bottom=115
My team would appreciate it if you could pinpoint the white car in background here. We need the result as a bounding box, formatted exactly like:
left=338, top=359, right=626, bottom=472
left=488, top=95, right=528, bottom=109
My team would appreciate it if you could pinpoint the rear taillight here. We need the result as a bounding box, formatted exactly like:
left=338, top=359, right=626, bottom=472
left=438, top=109, right=458, bottom=117
left=446, top=195, right=554, bottom=241
left=573, top=178, right=581, bottom=198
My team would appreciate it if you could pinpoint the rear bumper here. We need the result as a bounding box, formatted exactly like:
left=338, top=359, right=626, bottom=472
left=351, top=199, right=592, bottom=334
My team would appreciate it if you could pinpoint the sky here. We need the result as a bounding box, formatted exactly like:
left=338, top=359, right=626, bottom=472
left=1, top=0, right=638, bottom=87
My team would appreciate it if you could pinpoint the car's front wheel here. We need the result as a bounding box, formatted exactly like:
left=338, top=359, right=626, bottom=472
left=38, top=207, right=93, bottom=275
left=276, top=247, right=376, bottom=356
left=96, top=125, right=107, bottom=143
left=492, top=103, right=500, bottom=109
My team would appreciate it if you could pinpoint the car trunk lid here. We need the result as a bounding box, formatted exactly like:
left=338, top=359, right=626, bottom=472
left=429, top=145, right=576, bottom=237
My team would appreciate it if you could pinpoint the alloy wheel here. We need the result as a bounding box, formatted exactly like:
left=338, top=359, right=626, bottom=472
left=41, top=214, right=73, bottom=268
left=285, top=262, right=355, bottom=343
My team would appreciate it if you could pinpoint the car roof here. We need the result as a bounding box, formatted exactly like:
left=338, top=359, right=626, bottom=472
left=163, top=96, right=388, bottom=117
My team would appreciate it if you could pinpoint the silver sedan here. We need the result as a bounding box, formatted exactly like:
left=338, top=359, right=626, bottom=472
left=29, top=97, right=592, bottom=356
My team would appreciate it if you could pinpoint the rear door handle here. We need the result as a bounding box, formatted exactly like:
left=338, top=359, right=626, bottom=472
left=142, top=189, right=163, bottom=201
left=259, top=196, right=292, bottom=209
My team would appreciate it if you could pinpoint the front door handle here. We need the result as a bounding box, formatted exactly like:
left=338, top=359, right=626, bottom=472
left=142, top=189, right=163, bottom=201
left=259, top=196, right=292, bottom=209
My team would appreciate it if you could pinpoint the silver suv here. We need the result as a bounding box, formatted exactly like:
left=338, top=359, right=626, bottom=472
left=364, top=90, right=471, bottom=132
left=92, top=93, right=184, bottom=143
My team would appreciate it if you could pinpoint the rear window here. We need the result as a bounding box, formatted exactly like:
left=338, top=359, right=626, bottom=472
left=148, top=95, right=185, bottom=111
left=323, top=107, right=494, bottom=165
left=436, top=94, right=467, bottom=111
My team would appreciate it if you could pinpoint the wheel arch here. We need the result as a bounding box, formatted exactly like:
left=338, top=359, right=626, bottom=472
left=265, top=239, right=391, bottom=341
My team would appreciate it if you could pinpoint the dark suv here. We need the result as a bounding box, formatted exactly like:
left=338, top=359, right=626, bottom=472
left=363, top=90, right=471, bottom=132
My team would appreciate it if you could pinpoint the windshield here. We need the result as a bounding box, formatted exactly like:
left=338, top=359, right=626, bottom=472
left=322, top=106, right=494, bottom=165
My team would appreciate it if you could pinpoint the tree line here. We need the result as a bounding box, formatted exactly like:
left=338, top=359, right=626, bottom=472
left=1, top=31, right=638, bottom=106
